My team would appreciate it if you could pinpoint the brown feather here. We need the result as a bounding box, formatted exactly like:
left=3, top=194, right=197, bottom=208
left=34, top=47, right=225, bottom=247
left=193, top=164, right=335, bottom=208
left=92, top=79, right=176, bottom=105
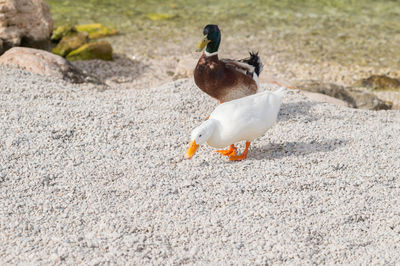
left=194, top=54, right=258, bottom=103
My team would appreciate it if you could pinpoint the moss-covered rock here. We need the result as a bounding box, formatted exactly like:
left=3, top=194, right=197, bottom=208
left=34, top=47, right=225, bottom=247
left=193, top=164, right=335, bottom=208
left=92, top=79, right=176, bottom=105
left=52, top=32, right=89, bottom=57
left=295, top=80, right=392, bottom=110
left=353, top=75, right=400, bottom=91
left=51, top=25, right=78, bottom=42
left=66, top=41, right=113, bottom=61
left=75, top=23, right=118, bottom=39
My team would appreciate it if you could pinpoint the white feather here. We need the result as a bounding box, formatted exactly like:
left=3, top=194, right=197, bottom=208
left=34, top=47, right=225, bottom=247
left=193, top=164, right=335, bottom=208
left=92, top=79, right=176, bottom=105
left=253, top=72, right=260, bottom=92
left=190, top=88, right=286, bottom=149
left=220, top=59, right=255, bottom=73
left=205, top=51, right=218, bottom=57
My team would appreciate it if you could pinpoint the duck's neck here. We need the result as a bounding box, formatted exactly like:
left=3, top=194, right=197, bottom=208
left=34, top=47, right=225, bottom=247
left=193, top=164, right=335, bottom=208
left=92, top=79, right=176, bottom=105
left=205, top=50, right=218, bottom=57
left=205, top=36, right=220, bottom=55
left=198, top=119, right=217, bottom=144
left=199, top=51, right=219, bottom=65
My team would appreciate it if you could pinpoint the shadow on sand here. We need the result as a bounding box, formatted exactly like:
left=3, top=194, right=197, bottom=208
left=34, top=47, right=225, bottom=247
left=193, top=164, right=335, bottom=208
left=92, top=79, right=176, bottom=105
left=250, top=139, right=349, bottom=160
left=278, top=101, right=322, bottom=123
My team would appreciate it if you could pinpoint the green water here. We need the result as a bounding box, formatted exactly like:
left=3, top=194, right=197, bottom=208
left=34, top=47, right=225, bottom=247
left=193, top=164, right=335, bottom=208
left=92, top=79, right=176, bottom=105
left=47, top=0, right=400, bottom=68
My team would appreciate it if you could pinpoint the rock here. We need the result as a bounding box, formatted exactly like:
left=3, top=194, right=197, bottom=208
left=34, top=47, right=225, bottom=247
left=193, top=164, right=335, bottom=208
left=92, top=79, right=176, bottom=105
left=0, top=0, right=53, bottom=54
left=353, top=75, right=400, bottom=91
left=51, top=25, right=77, bottom=42
left=52, top=32, right=88, bottom=57
left=0, top=47, right=102, bottom=84
left=370, top=91, right=400, bottom=110
left=295, top=80, right=392, bottom=110
left=295, top=80, right=355, bottom=104
left=352, top=75, right=400, bottom=109
left=66, top=41, right=113, bottom=61
left=75, top=23, right=118, bottom=39
left=301, top=91, right=349, bottom=107
left=346, top=89, right=392, bottom=110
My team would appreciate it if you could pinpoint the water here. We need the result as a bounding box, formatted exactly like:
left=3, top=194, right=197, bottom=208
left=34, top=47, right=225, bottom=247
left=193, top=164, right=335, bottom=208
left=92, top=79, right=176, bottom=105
left=47, top=0, right=400, bottom=68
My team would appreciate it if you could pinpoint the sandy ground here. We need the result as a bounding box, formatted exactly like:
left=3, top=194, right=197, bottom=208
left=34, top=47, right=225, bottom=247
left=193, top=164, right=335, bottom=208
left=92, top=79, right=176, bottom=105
left=1, top=66, right=400, bottom=264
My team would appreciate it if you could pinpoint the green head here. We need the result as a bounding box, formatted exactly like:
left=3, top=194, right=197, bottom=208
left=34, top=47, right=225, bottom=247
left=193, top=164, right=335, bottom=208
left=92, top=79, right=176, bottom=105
left=196, top=24, right=221, bottom=54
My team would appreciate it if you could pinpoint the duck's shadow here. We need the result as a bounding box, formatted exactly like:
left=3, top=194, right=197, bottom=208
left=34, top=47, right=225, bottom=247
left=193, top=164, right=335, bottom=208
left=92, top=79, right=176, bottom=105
left=250, top=139, right=348, bottom=160
left=278, top=101, right=321, bottom=122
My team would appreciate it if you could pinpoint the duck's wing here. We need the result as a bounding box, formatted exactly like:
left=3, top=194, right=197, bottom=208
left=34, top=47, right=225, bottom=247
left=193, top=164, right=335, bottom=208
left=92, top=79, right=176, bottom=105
left=210, top=94, right=271, bottom=143
left=210, top=94, right=259, bottom=121
left=220, top=58, right=255, bottom=78
left=220, top=52, right=263, bottom=78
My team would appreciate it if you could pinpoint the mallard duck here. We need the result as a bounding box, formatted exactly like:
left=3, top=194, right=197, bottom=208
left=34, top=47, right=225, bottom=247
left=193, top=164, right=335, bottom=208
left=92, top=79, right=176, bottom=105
left=185, top=87, right=287, bottom=161
left=194, top=24, right=263, bottom=103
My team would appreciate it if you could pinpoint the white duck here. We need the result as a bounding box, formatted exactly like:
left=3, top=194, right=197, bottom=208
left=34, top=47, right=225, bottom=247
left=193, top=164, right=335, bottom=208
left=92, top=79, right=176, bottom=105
left=185, top=87, right=287, bottom=161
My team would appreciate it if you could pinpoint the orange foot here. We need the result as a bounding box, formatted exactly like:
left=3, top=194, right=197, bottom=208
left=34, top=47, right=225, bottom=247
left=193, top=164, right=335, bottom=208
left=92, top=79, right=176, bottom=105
left=216, top=144, right=237, bottom=157
left=229, top=141, right=250, bottom=161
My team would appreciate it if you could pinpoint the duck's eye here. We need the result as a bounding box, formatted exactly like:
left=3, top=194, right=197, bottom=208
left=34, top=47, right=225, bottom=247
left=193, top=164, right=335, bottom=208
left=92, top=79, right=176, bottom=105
left=199, top=134, right=202, bottom=137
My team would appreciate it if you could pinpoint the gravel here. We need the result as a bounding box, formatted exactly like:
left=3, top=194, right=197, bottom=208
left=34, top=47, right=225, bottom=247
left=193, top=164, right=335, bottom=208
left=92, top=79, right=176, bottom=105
left=1, top=66, right=400, bottom=264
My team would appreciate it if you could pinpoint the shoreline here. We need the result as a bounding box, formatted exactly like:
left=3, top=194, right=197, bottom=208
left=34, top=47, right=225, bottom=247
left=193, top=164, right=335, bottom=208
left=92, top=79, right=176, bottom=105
left=68, top=35, right=400, bottom=109
left=92, top=31, right=400, bottom=92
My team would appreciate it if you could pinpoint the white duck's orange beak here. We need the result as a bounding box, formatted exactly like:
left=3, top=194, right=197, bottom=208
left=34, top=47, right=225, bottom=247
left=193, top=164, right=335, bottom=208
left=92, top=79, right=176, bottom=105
left=185, top=140, right=199, bottom=159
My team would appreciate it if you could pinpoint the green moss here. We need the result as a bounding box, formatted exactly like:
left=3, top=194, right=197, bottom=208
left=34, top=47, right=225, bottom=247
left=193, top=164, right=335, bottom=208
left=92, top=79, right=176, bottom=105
left=75, top=23, right=118, bottom=39
left=146, top=13, right=176, bottom=21
left=52, top=32, right=89, bottom=57
left=51, top=25, right=77, bottom=42
left=66, top=41, right=113, bottom=61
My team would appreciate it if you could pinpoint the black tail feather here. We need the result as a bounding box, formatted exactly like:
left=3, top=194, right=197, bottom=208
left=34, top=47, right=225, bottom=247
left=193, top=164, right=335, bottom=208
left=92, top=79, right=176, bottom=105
left=241, top=51, right=263, bottom=76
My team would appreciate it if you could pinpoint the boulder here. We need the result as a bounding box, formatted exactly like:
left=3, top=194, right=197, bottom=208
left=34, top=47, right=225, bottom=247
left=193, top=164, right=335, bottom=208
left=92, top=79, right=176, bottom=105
left=346, top=89, right=392, bottom=110
left=66, top=41, right=113, bottom=61
left=295, top=80, right=392, bottom=110
left=352, top=75, right=400, bottom=109
left=353, top=75, right=400, bottom=91
left=301, top=91, right=348, bottom=107
left=0, top=0, right=53, bottom=54
left=371, top=91, right=400, bottom=110
left=52, top=32, right=88, bottom=57
left=0, top=47, right=102, bottom=84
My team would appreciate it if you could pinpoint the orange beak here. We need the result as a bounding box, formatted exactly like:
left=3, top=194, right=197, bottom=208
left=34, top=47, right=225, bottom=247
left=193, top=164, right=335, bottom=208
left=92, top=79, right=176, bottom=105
left=185, top=140, right=199, bottom=159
